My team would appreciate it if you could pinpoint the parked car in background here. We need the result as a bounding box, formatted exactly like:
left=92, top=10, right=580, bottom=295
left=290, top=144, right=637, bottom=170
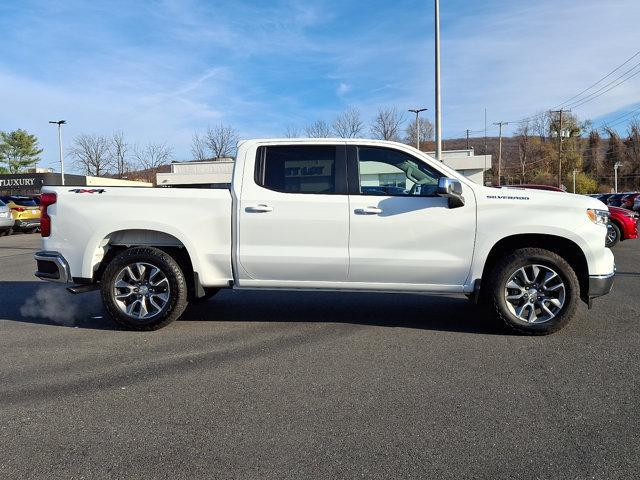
left=607, top=193, right=629, bottom=207
left=502, top=184, right=564, bottom=192
left=606, top=206, right=639, bottom=247
left=620, top=192, right=639, bottom=210
left=0, top=195, right=41, bottom=233
left=634, top=195, right=640, bottom=212
left=0, top=198, right=15, bottom=236
left=597, top=193, right=614, bottom=204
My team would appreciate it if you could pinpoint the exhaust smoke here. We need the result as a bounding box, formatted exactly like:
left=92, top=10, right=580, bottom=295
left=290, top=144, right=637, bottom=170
left=20, top=286, right=102, bottom=326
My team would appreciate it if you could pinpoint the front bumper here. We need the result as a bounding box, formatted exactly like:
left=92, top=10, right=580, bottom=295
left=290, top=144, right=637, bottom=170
left=588, top=272, right=615, bottom=299
left=34, top=251, right=71, bottom=283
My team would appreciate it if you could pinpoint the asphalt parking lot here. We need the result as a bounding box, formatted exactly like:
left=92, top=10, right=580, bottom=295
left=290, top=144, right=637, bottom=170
left=1, top=233, right=638, bottom=479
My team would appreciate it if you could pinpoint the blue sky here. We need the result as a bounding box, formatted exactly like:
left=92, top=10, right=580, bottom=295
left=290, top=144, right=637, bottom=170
left=1, top=0, right=639, bottom=170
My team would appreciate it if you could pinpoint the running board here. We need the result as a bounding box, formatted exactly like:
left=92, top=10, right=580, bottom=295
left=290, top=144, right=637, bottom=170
left=66, top=284, right=100, bottom=294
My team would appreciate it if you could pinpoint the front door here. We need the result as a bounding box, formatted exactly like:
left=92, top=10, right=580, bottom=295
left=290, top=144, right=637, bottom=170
left=347, top=145, right=476, bottom=288
left=238, top=144, right=349, bottom=283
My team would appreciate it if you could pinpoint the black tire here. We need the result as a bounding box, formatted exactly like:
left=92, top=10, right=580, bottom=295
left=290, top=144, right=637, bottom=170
left=605, top=222, right=621, bottom=248
left=484, top=248, right=580, bottom=335
left=101, top=247, right=188, bottom=330
left=191, top=287, right=221, bottom=304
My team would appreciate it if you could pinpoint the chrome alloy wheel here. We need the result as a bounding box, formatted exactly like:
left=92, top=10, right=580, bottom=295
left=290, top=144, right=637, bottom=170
left=606, top=223, right=618, bottom=245
left=113, top=262, right=170, bottom=320
left=504, top=264, right=566, bottom=324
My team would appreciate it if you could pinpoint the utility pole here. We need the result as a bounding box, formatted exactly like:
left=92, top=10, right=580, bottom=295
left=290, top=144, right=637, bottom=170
left=434, top=0, right=442, bottom=161
left=483, top=108, right=488, bottom=185
left=614, top=162, right=622, bottom=193
left=408, top=108, right=428, bottom=150
left=550, top=109, right=571, bottom=189
left=465, top=129, right=470, bottom=150
left=493, top=121, right=508, bottom=186
left=48, top=120, right=67, bottom=186
left=573, top=169, right=577, bottom=193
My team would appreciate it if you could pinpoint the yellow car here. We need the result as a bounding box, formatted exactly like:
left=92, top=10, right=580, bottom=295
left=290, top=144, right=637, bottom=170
left=0, top=195, right=41, bottom=233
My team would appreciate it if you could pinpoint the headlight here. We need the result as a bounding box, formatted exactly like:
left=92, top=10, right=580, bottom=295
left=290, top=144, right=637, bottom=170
left=587, top=208, right=609, bottom=225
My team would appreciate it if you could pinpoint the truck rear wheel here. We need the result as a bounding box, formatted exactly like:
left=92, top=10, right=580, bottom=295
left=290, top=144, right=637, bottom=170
left=485, top=248, right=580, bottom=335
left=101, top=247, right=188, bottom=330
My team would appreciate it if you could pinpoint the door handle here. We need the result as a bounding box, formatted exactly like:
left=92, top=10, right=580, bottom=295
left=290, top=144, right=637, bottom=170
left=354, top=206, right=382, bottom=215
left=245, top=204, right=274, bottom=213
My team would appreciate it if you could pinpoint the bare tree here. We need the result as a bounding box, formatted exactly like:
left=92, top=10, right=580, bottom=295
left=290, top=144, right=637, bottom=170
left=133, top=141, right=173, bottom=172
left=515, top=121, right=533, bottom=183
left=284, top=126, right=300, bottom=138
left=404, top=118, right=434, bottom=146
left=332, top=107, right=364, bottom=138
left=191, top=133, right=209, bottom=161
left=205, top=123, right=239, bottom=158
left=531, top=111, right=551, bottom=142
left=370, top=107, right=404, bottom=141
left=110, top=131, right=129, bottom=178
left=304, top=120, right=332, bottom=138
left=69, top=133, right=113, bottom=176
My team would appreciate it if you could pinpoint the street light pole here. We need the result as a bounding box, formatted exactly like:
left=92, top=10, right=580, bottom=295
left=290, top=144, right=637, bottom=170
left=49, top=120, right=66, bottom=186
left=614, top=162, right=622, bottom=193
left=434, top=0, right=442, bottom=161
left=573, top=169, right=577, bottom=193
left=408, top=108, right=428, bottom=150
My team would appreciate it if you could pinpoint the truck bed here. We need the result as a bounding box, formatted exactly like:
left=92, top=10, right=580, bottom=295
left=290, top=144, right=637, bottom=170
left=40, top=186, right=233, bottom=286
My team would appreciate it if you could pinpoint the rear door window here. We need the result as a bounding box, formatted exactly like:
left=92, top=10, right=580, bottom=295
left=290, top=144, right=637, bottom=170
left=255, top=145, right=345, bottom=194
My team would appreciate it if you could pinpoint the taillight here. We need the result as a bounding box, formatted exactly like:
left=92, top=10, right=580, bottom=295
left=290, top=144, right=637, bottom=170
left=12, top=207, right=25, bottom=212
left=40, top=192, right=57, bottom=238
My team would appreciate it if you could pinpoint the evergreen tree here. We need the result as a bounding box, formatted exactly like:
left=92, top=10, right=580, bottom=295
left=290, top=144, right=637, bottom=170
left=0, top=129, right=43, bottom=173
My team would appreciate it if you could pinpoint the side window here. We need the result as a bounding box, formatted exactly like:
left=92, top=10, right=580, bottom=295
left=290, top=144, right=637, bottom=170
left=357, top=146, right=442, bottom=197
left=256, top=145, right=337, bottom=194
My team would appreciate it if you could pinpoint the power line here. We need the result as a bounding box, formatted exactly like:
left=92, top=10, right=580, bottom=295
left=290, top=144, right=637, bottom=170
left=594, top=103, right=640, bottom=127
left=566, top=64, right=640, bottom=110
left=552, top=49, right=640, bottom=109
left=500, top=49, right=640, bottom=125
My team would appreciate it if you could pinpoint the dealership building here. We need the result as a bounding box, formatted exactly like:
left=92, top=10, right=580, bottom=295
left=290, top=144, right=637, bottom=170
left=0, top=171, right=152, bottom=195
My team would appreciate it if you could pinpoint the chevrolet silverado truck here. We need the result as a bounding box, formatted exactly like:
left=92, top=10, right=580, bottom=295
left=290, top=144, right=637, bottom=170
left=34, top=139, right=615, bottom=334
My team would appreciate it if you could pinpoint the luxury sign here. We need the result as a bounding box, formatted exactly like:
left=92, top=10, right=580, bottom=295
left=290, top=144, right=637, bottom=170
left=0, top=178, right=36, bottom=188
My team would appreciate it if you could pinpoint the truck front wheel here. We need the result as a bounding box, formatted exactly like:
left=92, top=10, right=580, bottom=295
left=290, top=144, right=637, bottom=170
left=485, top=248, right=580, bottom=335
left=101, top=247, right=188, bottom=330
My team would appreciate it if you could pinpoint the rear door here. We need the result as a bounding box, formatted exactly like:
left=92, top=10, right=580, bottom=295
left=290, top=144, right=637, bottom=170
left=347, top=145, right=476, bottom=287
left=237, top=144, right=350, bottom=282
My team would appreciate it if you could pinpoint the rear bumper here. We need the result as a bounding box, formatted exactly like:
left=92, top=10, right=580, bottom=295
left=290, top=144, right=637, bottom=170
left=34, top=251, right=71, bottom=283
left=15, top=218, right=41, bottom=230
left=588, top=272, right=615, bottom=299
left=0, top=218, right=14, bottom=229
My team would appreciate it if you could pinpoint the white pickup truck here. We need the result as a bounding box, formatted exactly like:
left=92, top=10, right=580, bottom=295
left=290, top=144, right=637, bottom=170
left=34, top=139, right=614, bottom=334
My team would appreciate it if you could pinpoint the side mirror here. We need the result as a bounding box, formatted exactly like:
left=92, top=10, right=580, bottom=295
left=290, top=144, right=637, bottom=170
left=437, top=177, right=465, bottom=208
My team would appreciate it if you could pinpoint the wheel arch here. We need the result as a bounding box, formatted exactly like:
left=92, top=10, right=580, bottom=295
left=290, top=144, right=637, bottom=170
left=480, top=233, right=589, bottom=303
left=88, top=228, right=203, bottom=298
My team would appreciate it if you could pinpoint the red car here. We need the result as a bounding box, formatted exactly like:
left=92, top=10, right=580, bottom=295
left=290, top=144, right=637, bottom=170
left=502, top=184, right=639, bottom=247
left=607, top=205, right=639, bottom=247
